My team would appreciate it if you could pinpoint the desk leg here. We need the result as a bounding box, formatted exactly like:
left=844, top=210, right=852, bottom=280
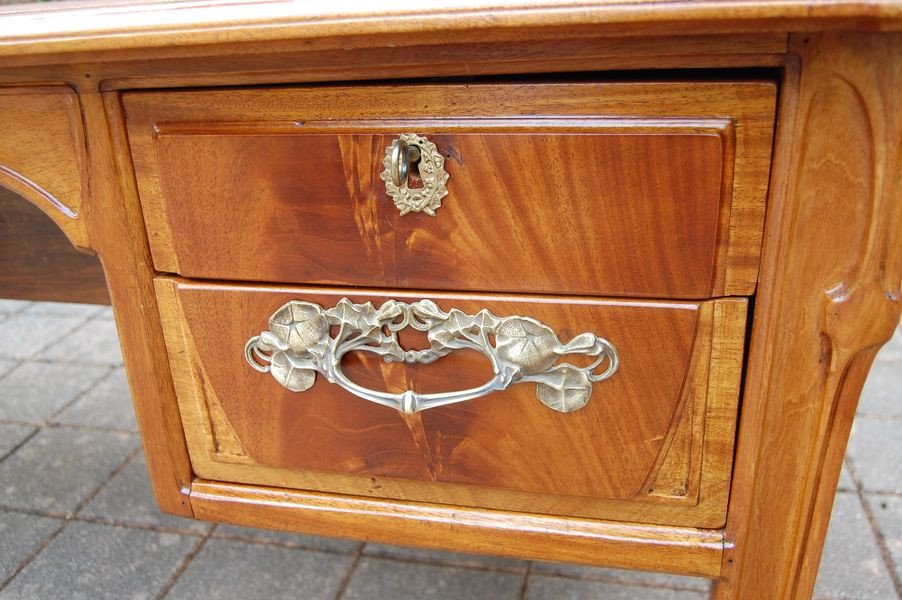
left=77, top=92, right=195, bottom=517
left=713, top=32, right=902, bottom=600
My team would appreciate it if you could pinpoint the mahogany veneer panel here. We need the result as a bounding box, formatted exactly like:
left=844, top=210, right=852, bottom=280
left=157, top=277, right=747, bottom=527
left=126, top=82, right=776, bottom=299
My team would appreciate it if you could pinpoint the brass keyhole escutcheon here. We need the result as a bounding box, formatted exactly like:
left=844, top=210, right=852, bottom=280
left=380, top=133, right=449, bottom=216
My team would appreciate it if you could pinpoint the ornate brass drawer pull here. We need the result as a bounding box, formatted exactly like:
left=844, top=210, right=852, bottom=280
left=380, top=133, right=449, bottom=216
left=244, top=299, right=619, bottom=415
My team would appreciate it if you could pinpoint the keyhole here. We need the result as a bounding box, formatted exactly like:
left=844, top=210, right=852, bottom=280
left=407, top=154, right=424, bottom=189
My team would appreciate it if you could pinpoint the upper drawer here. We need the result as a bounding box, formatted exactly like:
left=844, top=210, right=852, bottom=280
left=125, top=81, right=776, bottom=299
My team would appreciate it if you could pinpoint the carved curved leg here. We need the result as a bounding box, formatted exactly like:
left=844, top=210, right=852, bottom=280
left=713, top=32, right=902, bottom=600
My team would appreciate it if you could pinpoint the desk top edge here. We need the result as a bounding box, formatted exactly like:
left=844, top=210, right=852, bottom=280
left=0, top=0, right=899, bottom=63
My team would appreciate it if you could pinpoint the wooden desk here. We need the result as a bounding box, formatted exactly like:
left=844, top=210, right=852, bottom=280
left=0, top=2, right=900, bottom=598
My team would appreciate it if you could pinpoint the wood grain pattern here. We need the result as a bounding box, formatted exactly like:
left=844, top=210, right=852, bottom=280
left=0, top=6, right=896, bottom=595
left=0, top=86, right=89, bottom=251
left=191, top=480, right=725, bottom=577
left=0, top=0, right=897, bottom=69
left=0, top=34, right=786, bottom=92
left=153, top=125, right=725, bottom=298
left=75, top=92, right=194, bottom=517
left=714, top=32, right=902, bottom=600
left=0, top=186, right=109, bottom=304
left=156, top=277, right=747, bottom=528
left=127, top=82, right=776, bottom=299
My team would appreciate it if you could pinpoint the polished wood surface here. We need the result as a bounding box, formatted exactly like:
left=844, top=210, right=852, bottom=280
left=0, top=86, right=89, bottom=251
left=127, top=82, right=776, bottom=299
left=0, top=187, right=108, bottom=304
left=75, top=93, right=194, bottom=516
left=191, top=480, right=725, bottom=577
left=0, top=0, right=898, bottom=69
left=714, top=32, right=902, bottom=600
left=145, top=126, right=726, bottom=298
left=156, top=277, right=747, bottom=528
left=0, top=86, right=191, bottom=514
left=1, top=3, right=900, bottom=597
left=0, top=33, right=788, bottom=93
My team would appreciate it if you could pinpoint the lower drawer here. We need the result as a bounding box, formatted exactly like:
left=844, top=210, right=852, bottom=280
left=155, top=278, right=746, bottom=528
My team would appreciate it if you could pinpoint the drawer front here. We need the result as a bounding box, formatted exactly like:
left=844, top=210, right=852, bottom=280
left=127, top=82, right=776, bottom=299
left=156, top=278, right=747, bottom=528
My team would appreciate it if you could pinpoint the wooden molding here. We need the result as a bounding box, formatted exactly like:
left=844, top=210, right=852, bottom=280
left=190, top=479, right=725, bottom=577
left=0, top=1, right=898, bottom=68
left=0, top=33, right=787, bottom=91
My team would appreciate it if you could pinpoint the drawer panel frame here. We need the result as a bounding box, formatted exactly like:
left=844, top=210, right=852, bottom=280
left=156, top=277, right=747, bottom=529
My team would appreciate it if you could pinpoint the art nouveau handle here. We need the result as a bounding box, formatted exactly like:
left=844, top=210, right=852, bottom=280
left=379, top=133, right=449, bottom=216
left=244, top=299, right=619, bottom=415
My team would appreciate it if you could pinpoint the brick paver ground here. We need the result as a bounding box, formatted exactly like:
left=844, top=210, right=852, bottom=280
left=0, top=299, right=899, bottom=599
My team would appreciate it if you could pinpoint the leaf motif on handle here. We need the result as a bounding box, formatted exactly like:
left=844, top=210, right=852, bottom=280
left=244, top=299, right=619, bottom=415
